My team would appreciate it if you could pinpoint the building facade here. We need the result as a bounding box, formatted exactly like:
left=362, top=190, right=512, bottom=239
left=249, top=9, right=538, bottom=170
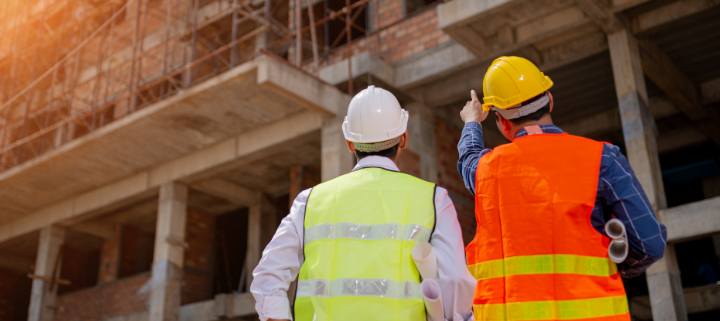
left=0, top=0, right=719, bottom=320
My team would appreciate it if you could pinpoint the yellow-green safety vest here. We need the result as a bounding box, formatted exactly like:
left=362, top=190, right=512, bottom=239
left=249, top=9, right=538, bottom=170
left=294, top=167, right=436, bottom=321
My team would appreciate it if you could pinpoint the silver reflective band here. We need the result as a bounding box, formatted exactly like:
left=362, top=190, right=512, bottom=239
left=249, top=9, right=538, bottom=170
left=305, top=222, right=432, bottom=245
left=492, top=93, right=550, bottom=120
left=297, top=278, right=422, bottom=300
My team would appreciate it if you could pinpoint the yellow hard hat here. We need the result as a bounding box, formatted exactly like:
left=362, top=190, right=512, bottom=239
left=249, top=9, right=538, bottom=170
left=482, top=56, right=553, bottom=113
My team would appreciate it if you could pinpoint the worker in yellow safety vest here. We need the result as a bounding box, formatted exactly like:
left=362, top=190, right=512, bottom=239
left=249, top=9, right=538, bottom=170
left=456, top=57, right=668, bottom=321
left=251, top=86, right=476, bottom=321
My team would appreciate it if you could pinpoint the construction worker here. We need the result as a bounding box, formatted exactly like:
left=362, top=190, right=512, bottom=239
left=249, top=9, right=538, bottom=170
left=251, top=86, right=476, bottom=321
left=456, top=57, right=667, bottom=320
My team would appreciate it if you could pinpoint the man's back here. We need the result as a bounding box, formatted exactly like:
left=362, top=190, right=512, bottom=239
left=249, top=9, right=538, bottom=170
left=467, top=132, right=629, bottom=320
left=252, top=156, right=476, bottom=321
left=296, top=167, right=435, bottom=321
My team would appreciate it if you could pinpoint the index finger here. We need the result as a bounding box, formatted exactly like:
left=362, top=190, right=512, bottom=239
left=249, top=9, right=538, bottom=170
left=471, top=90, right=479, bottom=102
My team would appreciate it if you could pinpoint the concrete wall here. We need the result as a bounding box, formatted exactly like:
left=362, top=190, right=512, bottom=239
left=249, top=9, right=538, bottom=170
left=181, top=209, right=213, bottom=306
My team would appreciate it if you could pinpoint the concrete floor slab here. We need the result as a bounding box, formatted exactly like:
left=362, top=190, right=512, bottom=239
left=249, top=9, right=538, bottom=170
left=0, top=54, right=345, bottom=225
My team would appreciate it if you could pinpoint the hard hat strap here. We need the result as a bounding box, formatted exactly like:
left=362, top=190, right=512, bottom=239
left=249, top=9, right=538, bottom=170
left=492, top=93, right=550, bottom=120
left=353, top=136, right=402, bottom=153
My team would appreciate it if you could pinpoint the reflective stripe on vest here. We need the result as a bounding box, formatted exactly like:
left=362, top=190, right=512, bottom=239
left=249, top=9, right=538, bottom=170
left=305, top=222, right=432, bottom=245
left=469, top=254, right=618, bottom=280
left=473, top=296, right=629, bottom=321
left=297, top=278, right=422, bottom=300
left=295, top=167, right=436, bottom=321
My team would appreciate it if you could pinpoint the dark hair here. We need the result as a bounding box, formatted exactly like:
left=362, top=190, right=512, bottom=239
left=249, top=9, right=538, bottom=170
left=506, top=92, right=551, bottom=125
left=355, top=143, right=400, bottom=161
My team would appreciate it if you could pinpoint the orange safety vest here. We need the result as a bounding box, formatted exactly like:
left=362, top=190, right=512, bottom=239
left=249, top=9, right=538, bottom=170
left=466, top=129, right=630, bottom=321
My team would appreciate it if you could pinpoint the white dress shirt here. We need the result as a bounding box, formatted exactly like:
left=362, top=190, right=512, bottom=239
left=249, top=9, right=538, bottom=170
left=251, top=156, right=476, bottom=321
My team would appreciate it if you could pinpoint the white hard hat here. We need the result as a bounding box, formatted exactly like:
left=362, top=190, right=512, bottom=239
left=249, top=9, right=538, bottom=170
left=342, top=86, right=408, bottom=152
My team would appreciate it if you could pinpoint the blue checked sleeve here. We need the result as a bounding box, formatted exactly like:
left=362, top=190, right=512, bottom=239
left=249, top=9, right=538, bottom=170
left=596, top=144, right=667, bottom=278
left=457, top=122, right=493, bottom=196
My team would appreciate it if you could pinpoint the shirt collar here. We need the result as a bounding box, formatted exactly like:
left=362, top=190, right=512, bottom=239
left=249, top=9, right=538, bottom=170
left=515, top=124, right=564, bottom=139
left=352, top=156, right=399, bottom=172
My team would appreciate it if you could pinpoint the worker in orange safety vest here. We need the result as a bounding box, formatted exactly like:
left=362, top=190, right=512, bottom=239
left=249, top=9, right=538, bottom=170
left=456, top=57, right=668, bottom=321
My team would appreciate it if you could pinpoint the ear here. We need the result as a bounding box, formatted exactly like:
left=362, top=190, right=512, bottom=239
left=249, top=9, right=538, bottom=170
left=398, top=131, right=409, bottom=150
left=346, top=140, right=356, bottom=153
left=548, top=91, right=554, bottom=113
left=497, top=113, right=512, bottom=132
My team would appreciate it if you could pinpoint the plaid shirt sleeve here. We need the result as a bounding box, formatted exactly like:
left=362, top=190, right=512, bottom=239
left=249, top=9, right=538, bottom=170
left=595, top=144, right=668, bottom=278
left=457, top=122, right=493, bottom=196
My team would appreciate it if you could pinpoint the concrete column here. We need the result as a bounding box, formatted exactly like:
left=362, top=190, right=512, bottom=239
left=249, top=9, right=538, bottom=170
left=406, top=102, right=439, bottom=183
left=321, top=116, right=355, bottom=182
left=28, top=225, right=65, bottom=321
left=245, top=194, right=276, bottom=291
left=607, top=29, right=686, bottom=321
left=149, top=182, right=188, bottom=321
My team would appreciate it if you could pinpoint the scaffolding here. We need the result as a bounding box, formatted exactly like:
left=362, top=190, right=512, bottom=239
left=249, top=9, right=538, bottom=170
left=0, top=0, right=372, bottom=172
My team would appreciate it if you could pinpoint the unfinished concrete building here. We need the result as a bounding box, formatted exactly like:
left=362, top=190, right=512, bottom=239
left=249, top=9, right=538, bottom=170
left=0, top=0, right=718, bottom=320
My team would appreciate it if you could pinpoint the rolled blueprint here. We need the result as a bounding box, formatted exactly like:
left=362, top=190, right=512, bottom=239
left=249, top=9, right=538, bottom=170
left=421, top=279, right=444, bottom=321
left=412, top=242, right=438, bottom=280
left=605, top=218, right=628, bottom=263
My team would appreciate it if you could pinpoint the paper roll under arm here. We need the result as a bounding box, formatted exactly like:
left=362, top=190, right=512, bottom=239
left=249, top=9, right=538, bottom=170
left=412, top=242, right=438, bottom=280
left=605, top=218, right=629, bottom=263
left=422, top=279, right=445, bottom=321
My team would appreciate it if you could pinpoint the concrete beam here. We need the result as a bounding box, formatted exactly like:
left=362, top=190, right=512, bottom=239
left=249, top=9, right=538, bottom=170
left=630, top=0, right=720, bottom=34
left=575, top=0, right=625, bottom=33
left=395, top=42, right=478, bottom=89
left=257, top=55, right=343, bottom=117
left=0, top=110, right=324, bottom=245
left=65, top=221, right=118, bottom=241
left=149, top=182, right=188, bottom=321
left=319, top=51, right=396, bottom=87
left=637, top=38, right=720, bottom=147
left=660, top=196, right=720, bottom=242
left=560, top=97, right=680, bottom=138
left=190, top=178, right=260, bottom=207
left=410, top=32, right=608, bottom=107
left=28, top=226, right=65, bottom=321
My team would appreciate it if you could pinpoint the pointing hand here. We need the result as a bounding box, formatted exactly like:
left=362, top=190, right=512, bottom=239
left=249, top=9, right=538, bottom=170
left=460, top=90, right=489, bottom=124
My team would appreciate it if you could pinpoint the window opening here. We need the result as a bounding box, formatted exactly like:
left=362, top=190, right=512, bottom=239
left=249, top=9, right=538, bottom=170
left=405, top=0, right=442, bottom=15
left=212, top=208, right=249, bottom=295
